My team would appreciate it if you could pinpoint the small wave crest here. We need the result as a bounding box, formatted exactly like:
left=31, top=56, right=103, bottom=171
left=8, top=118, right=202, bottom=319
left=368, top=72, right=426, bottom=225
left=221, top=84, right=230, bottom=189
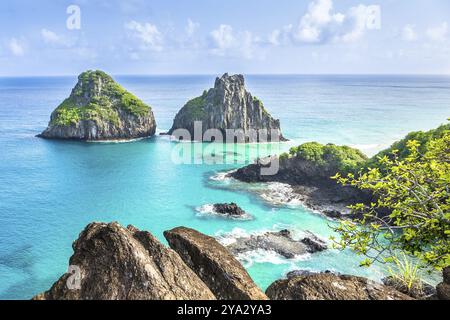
left=236, top=249, right=311, bottom=268
left=259, top=182, right=304, bottom=207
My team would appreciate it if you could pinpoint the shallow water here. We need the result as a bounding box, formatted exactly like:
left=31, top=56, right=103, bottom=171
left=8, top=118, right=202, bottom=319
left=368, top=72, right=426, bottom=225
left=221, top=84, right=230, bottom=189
left=0, top=75, right=449, bottom=299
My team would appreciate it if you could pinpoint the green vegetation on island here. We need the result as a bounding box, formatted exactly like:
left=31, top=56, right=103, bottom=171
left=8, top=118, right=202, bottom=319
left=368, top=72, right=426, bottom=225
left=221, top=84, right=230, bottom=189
left=280, top=142, right=368, bottom=174
left=51, top=70, right=151, bottom=127
left=181, top=91, right=208, bottom=121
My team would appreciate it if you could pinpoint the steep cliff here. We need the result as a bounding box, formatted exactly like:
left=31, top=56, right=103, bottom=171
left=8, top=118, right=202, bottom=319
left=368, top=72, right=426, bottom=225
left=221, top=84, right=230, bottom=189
left=38, top=70, right=156, bottom=141
left=168, top=73, right=286, bottom=142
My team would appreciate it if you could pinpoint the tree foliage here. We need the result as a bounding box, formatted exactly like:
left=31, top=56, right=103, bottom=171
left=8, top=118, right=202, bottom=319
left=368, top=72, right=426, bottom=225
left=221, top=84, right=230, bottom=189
left=331, top=129, right=450, bottom=270
left=287, top=142, right=368, bottom=174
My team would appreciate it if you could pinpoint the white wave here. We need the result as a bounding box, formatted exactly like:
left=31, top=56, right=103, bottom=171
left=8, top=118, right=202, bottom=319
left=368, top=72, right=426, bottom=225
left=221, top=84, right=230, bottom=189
left=236, top=249, right=311, bottom=269
left=215, top=226, right=312, bottom=268
left=87, top=136, right=151, bottom=144
left=209, top=170, right=236, bottom=182
left=259, top=182, right=304, bottom=207
left=216, top=228, right=251, bottom=246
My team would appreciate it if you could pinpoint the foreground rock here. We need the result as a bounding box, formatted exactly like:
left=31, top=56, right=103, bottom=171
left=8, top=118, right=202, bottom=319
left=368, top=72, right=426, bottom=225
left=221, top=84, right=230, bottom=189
left=226, top=230, right=327, bottom=259
left=230, top=142, right=370, bottom=217
left=164, top=227, right=268, bottom=300
left=382, top=276, right=436, bottom=299
left=437, top=267, right=450, bottom=300
left=266, top=273, right=413, bottom=300
left=168, top=73, right=286, bottom=142
left=34, top=222, right=215, bottom=300
left=38, top=70, right=156, bottom=141
left=213, top=203, right=247, bottom=217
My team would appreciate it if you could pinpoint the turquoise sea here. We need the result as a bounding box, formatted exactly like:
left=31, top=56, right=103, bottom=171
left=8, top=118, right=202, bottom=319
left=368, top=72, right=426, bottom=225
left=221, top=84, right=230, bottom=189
left=0, top=75, right=449, bottom=299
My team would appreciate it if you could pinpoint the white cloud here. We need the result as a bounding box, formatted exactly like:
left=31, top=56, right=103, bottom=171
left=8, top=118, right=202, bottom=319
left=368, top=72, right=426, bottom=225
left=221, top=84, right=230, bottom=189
left=291, top=0, right=380, bottom=44
left=186, top=19, right=200, bottom=37
left=125, top=20, right=163, bottom=51
left=338, top=4, right=371, bottom=43
left=266, top=25, right=293, bottom=46
left=402, top=25, right=418, bottom=42
left=426, top=22, right=448, bottom=42
left=294, top=0, right=344, bottom=43
left=8, top=38, right=25, bottom=56
left=41, top=29, right=60, bottom=43
left=209, top=24, right=259, bottom=59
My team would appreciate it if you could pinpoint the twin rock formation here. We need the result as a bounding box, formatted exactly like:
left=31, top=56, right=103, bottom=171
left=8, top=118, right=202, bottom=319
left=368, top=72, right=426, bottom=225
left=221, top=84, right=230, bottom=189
left=34, top=222, right=416, bottom=301
left=39, top=71, right=285, bottom=142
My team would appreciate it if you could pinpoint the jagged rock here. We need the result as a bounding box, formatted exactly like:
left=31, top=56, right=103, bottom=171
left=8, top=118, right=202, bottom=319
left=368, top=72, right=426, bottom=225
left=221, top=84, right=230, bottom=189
left=164, top=227, right=268, bottom=300
left=213, top=203, right=247, bottom=217
left=226, top=229, right=327, bottom=259
left=168, top=73, right=286, bottom=142
left=301, top=232, right=328, bottom=253
left=266, top=273, right=413, bottom=300
left=33, top=222, right=215, bottom=300
left=38, top=70, right=156, bottom=141
left=382, top=276, right=436, bottom=300
left=437, top=267, right=450, bottom=300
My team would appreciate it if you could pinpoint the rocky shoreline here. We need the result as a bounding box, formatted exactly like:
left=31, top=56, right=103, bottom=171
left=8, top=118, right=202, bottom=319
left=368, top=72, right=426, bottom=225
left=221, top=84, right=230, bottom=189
left=34, top=221, right=444, bottom=301
left=228, top=144, right=372, bottom=219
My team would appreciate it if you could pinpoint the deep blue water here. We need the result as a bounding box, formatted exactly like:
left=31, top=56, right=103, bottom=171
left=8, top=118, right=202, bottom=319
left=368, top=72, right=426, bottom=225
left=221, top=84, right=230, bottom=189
left=0, top=75, right=449, bottom=299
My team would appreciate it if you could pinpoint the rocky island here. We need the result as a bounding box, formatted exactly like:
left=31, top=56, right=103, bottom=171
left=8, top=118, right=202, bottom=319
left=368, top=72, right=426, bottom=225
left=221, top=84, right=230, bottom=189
left=168, top=73, right=286, bottom=142
left=38, top=70, right=156, bottom=141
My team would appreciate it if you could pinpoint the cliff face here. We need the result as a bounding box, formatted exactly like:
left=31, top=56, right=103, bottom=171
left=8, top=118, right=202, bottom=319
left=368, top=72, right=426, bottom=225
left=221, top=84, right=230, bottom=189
left=38, top=70, right=156, bottom=141
left=168, top=73, right=286, bottom=142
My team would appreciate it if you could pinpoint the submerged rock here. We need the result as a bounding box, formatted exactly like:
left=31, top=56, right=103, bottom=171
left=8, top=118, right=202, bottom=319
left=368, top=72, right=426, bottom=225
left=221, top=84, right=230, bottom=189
left=226, top=229, right=327, bottom=259
left=164, top=227, right=268, bottom=300
left=33, top=222, right=215, bottom=300
left=38, top=70, right=156, bottom=141
left=168, top=73, right=286, bottom=142
left=213, top=203, right=247, bottom=217
left=300, top=231, right=328, bottom=253
left=266, top=273, right=413, bottom=300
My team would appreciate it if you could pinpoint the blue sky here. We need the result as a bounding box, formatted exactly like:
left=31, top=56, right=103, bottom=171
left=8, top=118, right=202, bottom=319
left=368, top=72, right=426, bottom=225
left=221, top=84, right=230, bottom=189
left=0, top=0, right=450, bottom=76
